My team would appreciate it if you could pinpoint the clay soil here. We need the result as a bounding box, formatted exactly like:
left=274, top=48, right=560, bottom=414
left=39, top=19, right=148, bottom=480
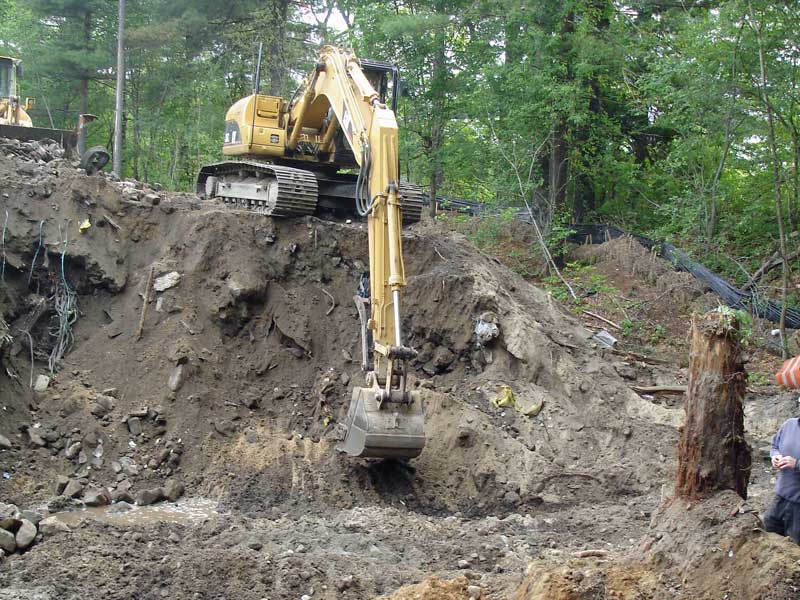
left=0, top=147, right=799, bottom=599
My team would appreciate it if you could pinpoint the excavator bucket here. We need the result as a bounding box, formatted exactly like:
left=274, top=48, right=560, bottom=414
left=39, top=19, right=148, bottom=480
left=337, top=386, right=425, bottom=459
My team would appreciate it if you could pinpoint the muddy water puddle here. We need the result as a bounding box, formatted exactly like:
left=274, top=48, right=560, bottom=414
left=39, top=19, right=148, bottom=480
left=52, top=497, right=223, bottom=528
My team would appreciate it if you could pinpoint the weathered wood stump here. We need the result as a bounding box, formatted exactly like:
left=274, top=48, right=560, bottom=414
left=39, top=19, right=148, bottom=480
left=675, top=310, right=751, bottom=499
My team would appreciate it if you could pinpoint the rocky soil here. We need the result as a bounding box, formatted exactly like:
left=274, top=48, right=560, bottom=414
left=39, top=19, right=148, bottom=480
left=0, top=139, right=797, bottom=599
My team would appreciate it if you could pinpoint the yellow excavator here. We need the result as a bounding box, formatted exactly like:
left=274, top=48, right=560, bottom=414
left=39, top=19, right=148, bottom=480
left=198, top=46, right=425, bottom=459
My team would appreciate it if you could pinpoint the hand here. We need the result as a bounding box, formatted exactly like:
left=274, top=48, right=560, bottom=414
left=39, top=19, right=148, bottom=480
left=773, top=454, right=783, bottom=468
left=778, top=456, right=797, bottom=470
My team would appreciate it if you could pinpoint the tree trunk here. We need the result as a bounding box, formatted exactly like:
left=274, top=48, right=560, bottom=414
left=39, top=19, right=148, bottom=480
left=267, top=0, right=289, bottom=96
left=675, top=312, right=750, bottom=500
left=751, top=2, right=789, bottom=357
left=549, top=122, right=569, bottom=219
left=427, top=14, right=448, bottom=219
left=792, top=130, right=799, bottom=231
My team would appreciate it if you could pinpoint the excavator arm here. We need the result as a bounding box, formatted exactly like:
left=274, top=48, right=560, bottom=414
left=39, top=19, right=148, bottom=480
left=287, top=46, right=424, bottom=458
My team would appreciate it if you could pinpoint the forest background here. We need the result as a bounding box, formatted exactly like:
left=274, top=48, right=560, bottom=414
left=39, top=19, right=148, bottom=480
left=0, top=0, right=799, bottom=290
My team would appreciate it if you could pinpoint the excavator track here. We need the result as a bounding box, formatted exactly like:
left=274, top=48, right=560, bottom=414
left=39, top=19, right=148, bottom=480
left=398, top=183, right=425, bottom=225
left=198, top=160, right=426, bottom=225
left=198, top=160, right=319, bottom=217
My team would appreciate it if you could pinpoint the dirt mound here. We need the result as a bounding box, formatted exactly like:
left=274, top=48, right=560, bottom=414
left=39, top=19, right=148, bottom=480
left=513, top=490, right=800, bottom=599
left=0, top=147, right=789, bottom=599
left=570, top=235, right=704, bottom=304
left=0, top=151, right=679, bottom=517
left=377, top=575, right=474, bottom=599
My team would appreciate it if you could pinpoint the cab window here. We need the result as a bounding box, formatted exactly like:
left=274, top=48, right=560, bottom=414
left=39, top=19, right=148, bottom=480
left=0, top=59, right=11, bottom=98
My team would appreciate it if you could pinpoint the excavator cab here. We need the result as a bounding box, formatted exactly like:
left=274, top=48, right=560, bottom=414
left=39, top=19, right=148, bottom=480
left=360, top=59, right=400, bottom=113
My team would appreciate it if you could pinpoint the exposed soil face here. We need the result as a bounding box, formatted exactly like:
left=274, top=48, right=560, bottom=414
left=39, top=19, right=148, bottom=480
left=0, top=146, right=798, bottom=598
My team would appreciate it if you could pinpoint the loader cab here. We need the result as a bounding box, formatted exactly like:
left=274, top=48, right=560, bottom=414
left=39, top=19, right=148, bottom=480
left=0, top=57, right=14, bottom=99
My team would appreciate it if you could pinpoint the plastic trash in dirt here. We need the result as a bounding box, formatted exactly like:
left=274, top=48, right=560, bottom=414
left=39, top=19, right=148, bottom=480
left=490, top=384, right=544, bottom=417
left=592, top=329, right=618, bottom=349
left=475, top=319, right=500, bottom=346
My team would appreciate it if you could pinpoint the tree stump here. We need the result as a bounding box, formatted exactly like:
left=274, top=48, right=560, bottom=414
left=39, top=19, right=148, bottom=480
left=675, top=311, right=751, bottom=499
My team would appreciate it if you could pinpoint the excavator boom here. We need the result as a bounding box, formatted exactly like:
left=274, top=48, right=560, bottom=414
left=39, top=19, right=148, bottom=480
left=199, top=47, right=425, bottom=459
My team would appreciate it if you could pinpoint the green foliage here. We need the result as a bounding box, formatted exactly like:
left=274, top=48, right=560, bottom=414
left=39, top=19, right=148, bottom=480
left=620, top=317, right=642, bottom=338
left=0, top=0, right=796, bottom=279
left=747, top=371, right=772, bottom=386
left=649, top=324, right=666, bottom=345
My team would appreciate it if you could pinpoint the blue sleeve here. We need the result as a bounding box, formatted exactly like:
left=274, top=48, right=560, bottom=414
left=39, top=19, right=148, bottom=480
left=772, top=423, right=786, bottom=457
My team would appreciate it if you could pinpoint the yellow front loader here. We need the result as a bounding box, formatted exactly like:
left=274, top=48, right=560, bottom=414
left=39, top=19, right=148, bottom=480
left=198, top=46, right=425, bottom=459
left=0, top=55, right=78, bottom=152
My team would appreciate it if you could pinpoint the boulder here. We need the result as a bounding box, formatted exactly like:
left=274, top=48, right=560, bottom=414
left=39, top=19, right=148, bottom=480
left=15, top=519, right=37, bottom=550
left=21, top=510, right=44, bottom=526
left=432, top=346, right=456, bottom=370
left=0, top=529, right=15, bottom=553
left=110, top=489, right=134, bottom=504
left=62, top=479, right=85, bottom=499
left=0, top=503, right=20, bottom=530
left=135, top=488, right=164, bottom=506
left=38, top=516, right=70, bottom=536
left=0, top=433, right=11, bottom=449
left=83, top=487, right=111, bottom=507
left=91, top=394, right=115, bottom=417
left=163, top=480, right=185, bottom=502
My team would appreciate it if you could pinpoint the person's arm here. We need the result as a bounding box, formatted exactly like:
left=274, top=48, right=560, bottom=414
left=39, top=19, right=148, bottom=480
left=772, top=423, right=785, bottom=458
left=772, top=423, right=786, bottom=468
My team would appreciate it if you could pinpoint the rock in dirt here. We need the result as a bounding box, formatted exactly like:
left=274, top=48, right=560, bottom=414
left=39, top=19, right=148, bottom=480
left=90, top=394, right=115, bottom=417
left=336, top=576, right=356, bottom=592
left=110, top=489, right=134, bottom=504
left=432, top=346, right=456, bottom=370
left=0, top=502, right=20, bottom=529
left=127, top=416, right=143, bottom=436
left=0, top=433, right=11, bottom=449
left=467, top=586, right=481, bottom=600
left=21, top=511, right=43, bottom=526
left=33, top=374, right=50, bottom=393
left=0, top=528, right=16, bottom=553
left=38, top=516, right=70, bottom=536
left=62, top=479, right=84, bottom=499
left=167, top=365, right=186, bottom=392
left=64, top=441, right=81, bottom=459
left=109, top=501, right=133, bottom=513
left=83, top=487, right=111, bottom=507
left=163, top=480, right=185, bottom=502
left=135, top=488, right=164, bottom=506
left=153, top=271, right=181, bottom=292
left=27, top=428, right=46, bottom=448
left=15, top=519, right=37, bottom=550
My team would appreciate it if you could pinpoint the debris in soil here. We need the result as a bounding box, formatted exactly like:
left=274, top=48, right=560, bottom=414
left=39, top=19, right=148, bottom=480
left=377, top=575, right=475, bottom=599
left=0, top=139, right=796, bottom=599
